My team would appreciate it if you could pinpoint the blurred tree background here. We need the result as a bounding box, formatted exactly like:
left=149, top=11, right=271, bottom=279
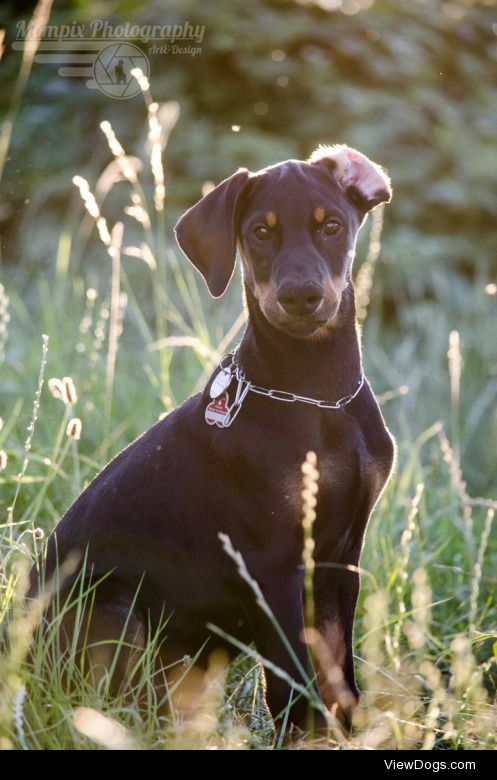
left=2, top=0, right=496, bottom=277
left=1, top=0, right=497, bottom=489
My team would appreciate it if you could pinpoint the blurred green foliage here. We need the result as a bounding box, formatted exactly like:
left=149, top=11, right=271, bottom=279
left=1, top=0, right=496, bottom=294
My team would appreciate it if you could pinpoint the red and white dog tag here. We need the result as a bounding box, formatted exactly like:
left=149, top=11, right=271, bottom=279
left=205, top=392, right=230, bottom=428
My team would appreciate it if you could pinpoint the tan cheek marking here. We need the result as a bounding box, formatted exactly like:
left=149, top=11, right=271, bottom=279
left=321, top=271, right=346, bottom=300
left=258, top=282, right=280, bottom=317
left=314, top=206, right=326, bottom=224
left=332, top=274, right=347, bottom=294
left=265, top=211, right=277, bottom=228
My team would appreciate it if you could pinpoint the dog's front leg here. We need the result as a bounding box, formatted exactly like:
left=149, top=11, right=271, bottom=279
left=250, top=574, right=329, bottom=738
left=311, top=544, right=362, bottom=730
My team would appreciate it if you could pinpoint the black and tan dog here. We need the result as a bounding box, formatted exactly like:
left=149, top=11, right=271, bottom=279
left=30, top=144, right=395, bottom=736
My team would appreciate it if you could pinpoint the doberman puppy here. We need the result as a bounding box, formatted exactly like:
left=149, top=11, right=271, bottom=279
left=29, top=144, right=395, bottom=737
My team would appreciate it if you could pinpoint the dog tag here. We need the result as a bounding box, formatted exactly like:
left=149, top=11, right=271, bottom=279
left=210, top=368, right=232, bottom=399
left=205, top=392, right=230, bottom=428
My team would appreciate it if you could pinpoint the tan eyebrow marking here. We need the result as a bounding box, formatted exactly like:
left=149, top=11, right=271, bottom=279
left=265, top=211, right=277, bottom=227
left=314, top=206, right=326, bottom=223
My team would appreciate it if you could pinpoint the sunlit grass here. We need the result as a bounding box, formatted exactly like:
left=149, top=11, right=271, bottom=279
left=1, top=76, right=496, bottom=750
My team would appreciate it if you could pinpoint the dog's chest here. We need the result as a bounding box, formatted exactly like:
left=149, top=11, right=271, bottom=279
left=280, top=414, right=372, bottom=518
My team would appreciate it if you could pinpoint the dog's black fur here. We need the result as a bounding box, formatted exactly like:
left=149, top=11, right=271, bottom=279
left=29, top=145, right=395, bottom=735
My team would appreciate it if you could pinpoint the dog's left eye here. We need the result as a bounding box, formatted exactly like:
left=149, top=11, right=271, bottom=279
left=253, top=225, right=271, bottom=240
left=323, top=219, right=341, bottom=236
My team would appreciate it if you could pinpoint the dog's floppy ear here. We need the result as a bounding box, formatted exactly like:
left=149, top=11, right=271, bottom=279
left=309, top=145, right=392, bottom=214
left=174, top=168, right=250, bottom=298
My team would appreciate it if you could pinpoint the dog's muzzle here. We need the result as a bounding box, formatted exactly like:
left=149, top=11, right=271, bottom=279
left=277, top=281, right=324, bottom=317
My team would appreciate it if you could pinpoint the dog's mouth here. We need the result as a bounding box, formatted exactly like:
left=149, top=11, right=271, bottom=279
left=262, top=300, right=340, bottom=339
left=276, top=317, right=329, bottom=338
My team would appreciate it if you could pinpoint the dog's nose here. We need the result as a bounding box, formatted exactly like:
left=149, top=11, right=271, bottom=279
left=277, top=282, right=324, bottom=317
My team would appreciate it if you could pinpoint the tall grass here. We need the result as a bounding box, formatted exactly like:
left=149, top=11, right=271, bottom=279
left=0, top=0, right=54, bottom=183
left=0, top=76, right=496, bottom=749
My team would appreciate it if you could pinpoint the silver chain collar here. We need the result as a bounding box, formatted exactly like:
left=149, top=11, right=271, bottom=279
left=205, top=350, right=365, bottom=429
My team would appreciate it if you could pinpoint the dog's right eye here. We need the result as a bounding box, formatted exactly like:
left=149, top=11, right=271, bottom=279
left=253, top=225, right=270, bottom=240
left=323, top=219, right=342, bottom=236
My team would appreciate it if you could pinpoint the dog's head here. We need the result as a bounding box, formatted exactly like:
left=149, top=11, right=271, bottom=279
left=175, top=145, right=391, bottom=339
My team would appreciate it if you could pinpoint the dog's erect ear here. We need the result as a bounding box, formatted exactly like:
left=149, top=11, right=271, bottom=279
left=174, top=168, right=250, bottom=298
left=309, top=145, right=392, bottom=214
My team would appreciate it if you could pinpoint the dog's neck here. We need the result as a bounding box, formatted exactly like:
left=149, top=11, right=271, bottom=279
left=237, top=284, right=363, bottom=402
